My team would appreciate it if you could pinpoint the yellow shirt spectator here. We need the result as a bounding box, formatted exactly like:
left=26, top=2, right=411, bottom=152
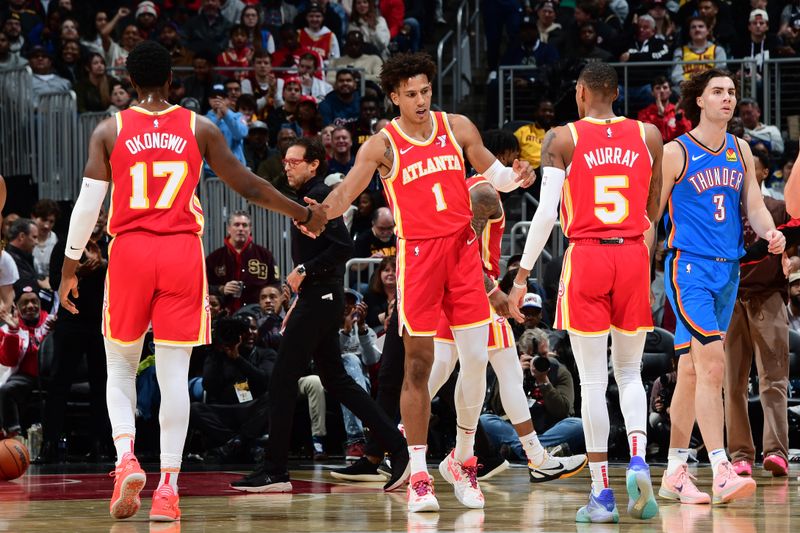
left=514, top=123, right=547, bottom=169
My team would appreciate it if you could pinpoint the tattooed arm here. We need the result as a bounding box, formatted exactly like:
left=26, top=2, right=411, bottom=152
left=321, top=133, right=391, bottom=219
left=470, top=180, right=513, bottom=316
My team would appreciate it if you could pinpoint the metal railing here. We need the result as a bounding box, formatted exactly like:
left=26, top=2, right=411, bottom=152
left=436, top=0, right=482, bottom=112
left=0, top=67, right=34, bottom=177
left=198, top=177, right=294, bottom=278
left=497, top=58, right=793, bottom=128
left=344, top=257, right=383, bottom=291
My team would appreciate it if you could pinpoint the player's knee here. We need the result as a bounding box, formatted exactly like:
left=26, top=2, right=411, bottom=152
left=405, top=356, right=431, bottom=385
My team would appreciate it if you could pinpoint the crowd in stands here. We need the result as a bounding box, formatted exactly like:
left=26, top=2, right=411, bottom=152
left=2, top=0, right=800, bottom=466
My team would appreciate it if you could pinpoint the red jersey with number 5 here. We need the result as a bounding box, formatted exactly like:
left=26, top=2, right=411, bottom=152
left=562, top=117, right=652, bottom=239
left=466, top=175, right=505, bottom=281
left=380, top=111, right=472, bottom=240
left=108, top=105, right=204, bottom=237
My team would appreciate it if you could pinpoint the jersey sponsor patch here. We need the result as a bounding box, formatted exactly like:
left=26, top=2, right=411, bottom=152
left=725, top=148, right=737, bottom=162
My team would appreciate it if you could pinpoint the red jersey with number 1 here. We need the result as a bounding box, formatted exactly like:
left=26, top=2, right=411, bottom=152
left=108, top=105, right=205, bottom=237
left=381, top=112, right=472, bottom=240
left=562, top=117, right=652, bottom=239
left=466, top=175, right=505, bottom=281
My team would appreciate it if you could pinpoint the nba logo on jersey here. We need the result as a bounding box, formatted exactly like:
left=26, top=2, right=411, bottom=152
left=606, top=127, right=612, bottom=138
left=725, top=148, right=737, bottom=162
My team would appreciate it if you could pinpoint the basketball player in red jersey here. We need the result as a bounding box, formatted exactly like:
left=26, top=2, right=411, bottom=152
left=317, top=53, right=535, bottom=512
left=428, top=176, right=588, bottom=492
left=508, top=62, right=663, bottom=523
left=57, top=42, right=327, bottom=523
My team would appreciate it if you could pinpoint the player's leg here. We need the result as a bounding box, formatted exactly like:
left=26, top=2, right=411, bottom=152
left=428, top=338, right=458, bottom=398
left=149, top=344, right=191, bottom=521
left=570, top=332, right=618, bottom=523
left=488, top=345, right=587, bottom=482
left=610, top=329, right=657, bottom=520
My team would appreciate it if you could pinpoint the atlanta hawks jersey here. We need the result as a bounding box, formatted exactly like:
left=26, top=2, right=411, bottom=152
left=466, top=175, right=505, bottom=281
left=665, top=133, right=746, bottom=260
left=108, top=105, right=204, bottom=237
left=381, top=112, right=472, bottom=240
left=562, top=117, right=652, bottom=239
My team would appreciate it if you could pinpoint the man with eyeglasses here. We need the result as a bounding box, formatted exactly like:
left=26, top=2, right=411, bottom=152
left=231, top=137, right=409, bottom=493
left=351, top=206, right=396, bottom=289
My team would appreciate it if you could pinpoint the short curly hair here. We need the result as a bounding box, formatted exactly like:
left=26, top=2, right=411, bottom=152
left=679, top=68, right=738, bottom=126
left=380, top=52, right=436, bottom=95
left=126, top=41, right=172, bottom=89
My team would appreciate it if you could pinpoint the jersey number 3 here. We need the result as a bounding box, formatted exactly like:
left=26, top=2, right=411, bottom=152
left=129, top=161, right=189, bottom=209
left=594, top=175, right=629, bottom=225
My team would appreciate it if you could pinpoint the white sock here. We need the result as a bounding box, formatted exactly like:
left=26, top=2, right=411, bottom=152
left=454, top=426, right=476, bottom=463
left=409, top=445, right=428, bottom=475
left=519, top=430, right=546, bottom=466
left=589, top=461, right=610, bottom=495
left=666, top=447, right=690, bottom=475
left=159, top=469, right=179, bottom=491
left=113, top=434, right=134, bottom=466
left=709, top=448, right=728, bottom=477
left=629, top=433, right=646, bottom=459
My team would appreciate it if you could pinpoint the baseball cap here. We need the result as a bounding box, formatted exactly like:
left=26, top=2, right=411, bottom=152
left=298, top=94, right=317, bottom=106
left=27, top=45, right=50, bottom=59
left=136, top=1, right=158, bottom=18
left=210, top=83, right=227, bottom=98
left=248, top=120, right=269, bottom=132
left=789, top=271, right=800, bottom=284
left=306, top=3, right=324, bottom=15
left=324, top=172, right=345, bottom=187
left=284, top=76, right=302, bottom=87
left=749, top=9, right=768, bottom=22
left=521, top=293, right=543, bottom=310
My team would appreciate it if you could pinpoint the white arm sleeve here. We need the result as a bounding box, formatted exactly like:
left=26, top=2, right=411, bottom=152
left=481, top=159, right=520, bottom=193
left=64, top=177, right=109, bottom=260
left=519, top=166, right=566, bottom=271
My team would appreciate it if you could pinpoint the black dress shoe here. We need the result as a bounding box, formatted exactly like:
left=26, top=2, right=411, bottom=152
left=230, top=469, right=292, bottom=493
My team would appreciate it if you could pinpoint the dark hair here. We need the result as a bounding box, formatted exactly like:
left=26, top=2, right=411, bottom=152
left=237, top=93, right=257, bottom=111
left=652, top=75, right=669, bottom=87
left=679, top=68, right=738, bottom=125
left=9, top=218, right=35, bottom=241
left=687, top=16, right=707, bottom=28
left=752, top=149, right=770, bottom=170
left=299, top=52, right=318, bottom=66
left=126, top=41, right=172, bottom=88
left=482, top=129, right=519, bottom=158
left=213, top=316, right=249, bottom=346
left=290, top=137, right=328, bottom=177
left=577, top=61, right=618, bottom=99
left=369, top=255, right=396, bottom=295
left=208, top=285, right=226, bottom=307
left=31, top=199, right=61, bottom=220
left=335, top=68, right=355, bottom=80
left=738, top=97, right=758, bottom=109
left=252, top=49, right=271, bottom=61
left=193, top=48, right=217, bottom=65
left=230, top=23, right=247, bottom=37
left=575, top=0, right=599, bottom=18
left=380, top=52, right=436, bottom=95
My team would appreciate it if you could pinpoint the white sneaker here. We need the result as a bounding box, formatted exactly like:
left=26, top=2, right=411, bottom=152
left=407, top=472, right=439, bottom=513
left=438, top=450, right=485, bottom=509
left=528, top=452, right=588, bottom=483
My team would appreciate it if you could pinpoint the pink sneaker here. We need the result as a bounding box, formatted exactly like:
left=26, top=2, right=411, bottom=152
left=407, top=472, right=439, bottom=513
left=712, top=461, right=756, bottom=504
left=763, top=454, right=788, bottom=477
left=658, top=464, right=711, bottom=504
left=732, top=460, right=752, bottom=476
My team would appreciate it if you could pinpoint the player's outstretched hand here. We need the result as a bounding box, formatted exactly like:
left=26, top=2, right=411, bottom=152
left=766, top=229, right=786, bottom=255
left=489, top=288, right=511, bottom=318
left=302, top=197, right=329, bottom=236
left=58, top=274, right=80, bottom=315
left=507, top=284, right=526, bottom=324
left=512, top=159, right=536, bottom=188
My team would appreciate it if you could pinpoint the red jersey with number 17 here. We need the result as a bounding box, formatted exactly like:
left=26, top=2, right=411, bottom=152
left=108, top=105, right=205, bottom=237
left=562, top=117, right=652, bottom=239
left=466, top=175, right=505, bottom=281
left=380, top=112, right=472, bottom=240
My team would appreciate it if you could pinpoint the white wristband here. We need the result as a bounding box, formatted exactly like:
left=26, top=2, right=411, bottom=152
left=64, top=177, right=109, bottom=260
left=513, top=280, right=527, bottom=289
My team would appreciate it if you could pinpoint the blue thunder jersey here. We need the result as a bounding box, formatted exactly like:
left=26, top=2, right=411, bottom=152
left=664, top=133, right=746, bottom=260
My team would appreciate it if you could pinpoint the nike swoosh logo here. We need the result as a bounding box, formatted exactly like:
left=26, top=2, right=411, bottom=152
left=400, top=146, right=413, bottom=155
left=466, top=236, right=477, bottom=245
left=448, top=462, right=461, bottom=481
left=675, top=484, right=683, bottom=492
left=69, top=246, right=82, bottom=250
left=691, top=154, right=706, bottom=161
left=718, top=480, right=727, bottom=489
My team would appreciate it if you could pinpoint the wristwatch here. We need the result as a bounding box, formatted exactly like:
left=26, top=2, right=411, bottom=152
left=296, top=264, right=306, bottom=276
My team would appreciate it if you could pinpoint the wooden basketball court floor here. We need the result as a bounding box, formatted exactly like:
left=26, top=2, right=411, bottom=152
left=0, top=462, right=796, bottom=532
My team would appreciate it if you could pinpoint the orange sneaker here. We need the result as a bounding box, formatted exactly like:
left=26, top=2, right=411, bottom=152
left=109, top=452, right=147, bottom=519
left=150, top=484, right=181, bottom=522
